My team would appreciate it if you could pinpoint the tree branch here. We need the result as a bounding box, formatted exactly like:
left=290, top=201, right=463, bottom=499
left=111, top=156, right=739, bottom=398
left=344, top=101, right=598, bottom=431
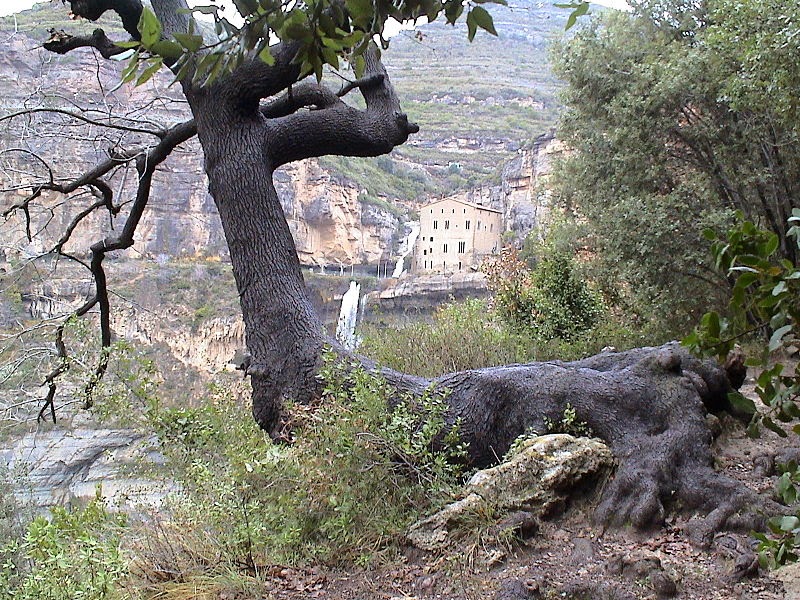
left=65, top=0, right=145, bottom=40
left=26, top=118, right=196, bottom=416
left=0, top=107, right=166, bottom=138
left=265, top=46, right=419, bottom=168
left=43, top=27, right=128, bottom=59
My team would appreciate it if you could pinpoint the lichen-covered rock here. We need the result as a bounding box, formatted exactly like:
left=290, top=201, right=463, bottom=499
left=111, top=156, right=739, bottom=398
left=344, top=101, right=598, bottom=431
left=407, top=434, right=612, bottom=550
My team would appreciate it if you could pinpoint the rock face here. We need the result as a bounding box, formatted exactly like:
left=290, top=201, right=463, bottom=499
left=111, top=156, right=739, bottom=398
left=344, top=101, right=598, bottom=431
left=0, top=30, right=402, bottom=268
left=112, top=310, right=245, bottom=373
left=502, top=131, right=566, bottom=242
left=0, top=420, right=170, bottom=509
left=364, top=271, right=490, bottom=315
left=407, top=434, right=613, bottom=550
left=277, top=160, right=400, bottom=267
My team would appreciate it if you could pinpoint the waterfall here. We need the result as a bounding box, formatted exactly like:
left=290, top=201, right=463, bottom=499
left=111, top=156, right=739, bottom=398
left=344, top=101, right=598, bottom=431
left=336, top=281, right=361, bottom=350
left=392, top=222, right=421, bottom=278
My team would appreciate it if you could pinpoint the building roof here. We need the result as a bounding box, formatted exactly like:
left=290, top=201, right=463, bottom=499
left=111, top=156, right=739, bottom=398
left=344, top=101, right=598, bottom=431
left=423, top=196, right=503, bottom=215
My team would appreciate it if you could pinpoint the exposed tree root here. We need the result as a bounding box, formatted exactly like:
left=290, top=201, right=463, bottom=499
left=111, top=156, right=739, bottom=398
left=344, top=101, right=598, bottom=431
left=383, top=342, right=778, bottom=539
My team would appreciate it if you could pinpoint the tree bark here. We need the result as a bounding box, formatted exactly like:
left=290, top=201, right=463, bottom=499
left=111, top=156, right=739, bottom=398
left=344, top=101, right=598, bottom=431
left=186, top=93, right=326, bottom=433
left=46, top=0, right=778, bottom=538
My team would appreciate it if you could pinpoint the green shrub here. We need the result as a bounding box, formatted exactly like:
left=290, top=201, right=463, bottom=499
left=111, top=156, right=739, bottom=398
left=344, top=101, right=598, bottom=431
left=685, top=209, right=800, bottom=568
left=485, top=246, right=603, bottom=341
left=144, top=355, right=465, bottom=575
left=0, top=492, right=128, bottom=600
left=359, top=299, right=535, bottom=377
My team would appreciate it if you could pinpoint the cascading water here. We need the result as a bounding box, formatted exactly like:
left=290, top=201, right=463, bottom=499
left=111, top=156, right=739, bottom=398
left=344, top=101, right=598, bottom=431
left=392, top=222, right=420, bottom=278
left=336, top=280, right=361, bottom=350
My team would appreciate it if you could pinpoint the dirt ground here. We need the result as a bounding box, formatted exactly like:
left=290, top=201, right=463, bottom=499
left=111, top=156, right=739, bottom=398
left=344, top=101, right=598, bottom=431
left=233, top=377, right=797, bottom=600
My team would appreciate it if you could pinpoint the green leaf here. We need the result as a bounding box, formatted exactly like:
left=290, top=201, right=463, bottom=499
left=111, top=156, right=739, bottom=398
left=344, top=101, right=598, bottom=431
left=565, top=2, right=590, bottom=30
left=352, top=54, right=366, bottom=78
left=763, top=416, right=788, bottom=438
left=191, top=5, right=219, bottom=15
left=769, top=325, right=793, bottom=352
left=469, top=6, right=497, bottom=36
left=138, top=7, right=163, bottom=49
left=135, top=57, right=163, bottom=86
left=121, top=49, right=141, bottom=83
left=258, top=45, right=275, bottom=66
left=466, top=11, right=478, bottom=41
left=444, top=0, right=464, bottom=24
left=173, top=33, right=204, bottom=52
left=780, top=516, right=800, bottom=532
left=115, top=40, right=141, bottom=49
left=733, top=271, right=759, bottom=289
left=233, top=0, right=258, bottom=17
left=761, top=233, right=780, bottom=257
left=727, top=391, right=756, bottom=415
left=150, top=40, right=183, bottom=60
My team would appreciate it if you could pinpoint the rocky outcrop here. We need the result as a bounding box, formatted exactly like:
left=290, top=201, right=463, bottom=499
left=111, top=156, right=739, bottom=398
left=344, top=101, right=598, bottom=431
left=277, top=160, right=400, bottom=267
left=502, top=131, right=567, bottom=242
left=0, top=419, right=171, bottom=509
left=364, top=271, right=489, bottom=315
left=0, top=30, right=402, bottom=268
left=407, top=434, right=612, bottom=550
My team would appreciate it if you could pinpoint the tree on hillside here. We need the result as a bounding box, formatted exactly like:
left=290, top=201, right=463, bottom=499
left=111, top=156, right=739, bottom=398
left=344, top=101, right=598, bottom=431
left=552, top=0, right=800, bottom=330
left=0, top=0, right=780, bottom=547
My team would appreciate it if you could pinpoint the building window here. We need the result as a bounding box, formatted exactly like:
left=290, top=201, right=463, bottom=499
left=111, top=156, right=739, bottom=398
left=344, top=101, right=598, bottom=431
left=490, top=223, right=493, bottom=232
left=477, top=220, right=481, bottom=230
left=458, top=261, right=462, bottom=270
left=423, top=249, right=427, bottom=256
left=452, top=208, right=455, bottom=214
left=463, top=208, right=466, bottom=214
left=433, top=221, right=438, bottom=230
left=430, top=209, right=433, bottom=213
left=444, top=220, right=450, bottom=230
left=430, top=237, right=433, bottom=243
left=458, top=241, right=466, bottom=253
left=441, top=208, right=444, bottom=213
left=465, top=220, right=471, bottom=230
left=424, top=260, right=427, bottom=269
left=443, top=244, right=448, bottom=253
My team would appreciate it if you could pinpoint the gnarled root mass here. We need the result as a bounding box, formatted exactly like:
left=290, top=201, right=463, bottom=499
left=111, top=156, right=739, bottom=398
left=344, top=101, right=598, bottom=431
left=384, top=342, right=774, bottom=542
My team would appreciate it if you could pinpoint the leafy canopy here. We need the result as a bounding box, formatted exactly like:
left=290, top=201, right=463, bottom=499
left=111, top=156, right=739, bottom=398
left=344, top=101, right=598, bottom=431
left=121, top=0, right=590, bottom=86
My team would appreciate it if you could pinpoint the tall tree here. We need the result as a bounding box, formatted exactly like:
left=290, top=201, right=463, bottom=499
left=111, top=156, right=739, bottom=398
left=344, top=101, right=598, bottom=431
left=552, top=0, right=800, bottom=327
left=0, top=0, right=778, bottom=543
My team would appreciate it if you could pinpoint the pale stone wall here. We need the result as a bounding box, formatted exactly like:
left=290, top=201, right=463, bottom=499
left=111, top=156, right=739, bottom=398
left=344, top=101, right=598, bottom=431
left=414, top=198, right=502, bottom=274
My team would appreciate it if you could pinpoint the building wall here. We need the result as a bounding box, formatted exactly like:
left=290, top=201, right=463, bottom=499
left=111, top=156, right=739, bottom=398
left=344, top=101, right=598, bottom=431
left=414, top=198, right=502, bottom=274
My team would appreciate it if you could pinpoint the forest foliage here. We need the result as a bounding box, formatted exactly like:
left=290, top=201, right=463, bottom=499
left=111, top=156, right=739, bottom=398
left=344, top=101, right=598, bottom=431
left=552, top=0, right=800, bottom=328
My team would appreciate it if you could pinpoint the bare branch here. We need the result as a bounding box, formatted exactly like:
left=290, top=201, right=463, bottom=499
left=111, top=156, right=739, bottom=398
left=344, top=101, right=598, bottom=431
left=1, top=107, right=166, bottom=138
left=38, top=323, right=68, bottom=423
left=32, top=117, right=197, bottom=416
left=43, top=27, right=129, bottom=60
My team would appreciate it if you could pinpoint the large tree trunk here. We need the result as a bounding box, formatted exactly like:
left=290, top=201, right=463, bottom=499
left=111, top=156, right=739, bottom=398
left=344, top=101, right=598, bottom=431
left=378, top=342, right=771, bottom=543
left=187, top=93, right=326, bottom=434
left=47, top=0, right=778, bottom=544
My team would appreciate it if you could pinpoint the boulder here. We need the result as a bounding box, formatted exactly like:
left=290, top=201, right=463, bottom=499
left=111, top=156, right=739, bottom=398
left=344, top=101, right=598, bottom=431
left=407, top=434, right=613, bottom=550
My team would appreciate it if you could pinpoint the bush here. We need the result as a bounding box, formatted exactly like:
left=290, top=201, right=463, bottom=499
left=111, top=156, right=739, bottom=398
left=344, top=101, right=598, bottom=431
left=685, top=209, right=800, bottom=568
left=138, top=355, right=466, bottom=579
left=484, top=246, right=603, bottom=341
left=359, top=299, right=535, bottom=377
left=0, top=491, right=128, bottom=600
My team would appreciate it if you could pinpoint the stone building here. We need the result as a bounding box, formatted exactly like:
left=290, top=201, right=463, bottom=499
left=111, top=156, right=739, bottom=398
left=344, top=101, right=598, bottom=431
left=413, top=197, right=503, bottom=274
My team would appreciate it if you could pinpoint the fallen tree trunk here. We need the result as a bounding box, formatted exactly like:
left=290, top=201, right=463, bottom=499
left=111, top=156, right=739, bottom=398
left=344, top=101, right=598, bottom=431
left=381, top=342, right=772, bottom=543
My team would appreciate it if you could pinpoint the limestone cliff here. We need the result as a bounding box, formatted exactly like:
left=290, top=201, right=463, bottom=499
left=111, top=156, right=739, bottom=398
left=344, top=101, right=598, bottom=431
left=0, top=30, right=402, bottom=268
left=502, top=131, right=566, bottom=241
